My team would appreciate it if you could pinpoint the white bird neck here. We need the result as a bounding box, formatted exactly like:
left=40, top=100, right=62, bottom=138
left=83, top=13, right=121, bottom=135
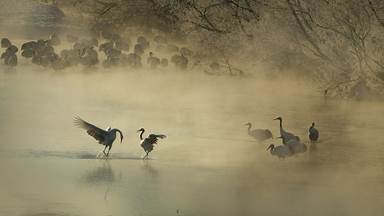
left=247, top=123, right=252, bottom=132
left=278, top=119, right=283, bottom=129
left=139, top=130, right=145, bottom=140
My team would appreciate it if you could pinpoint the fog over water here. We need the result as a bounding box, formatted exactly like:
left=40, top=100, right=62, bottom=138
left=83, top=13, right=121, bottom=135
left=0, top=2, right=384, bottom=214
left=0, top=64, right=384, bottom=216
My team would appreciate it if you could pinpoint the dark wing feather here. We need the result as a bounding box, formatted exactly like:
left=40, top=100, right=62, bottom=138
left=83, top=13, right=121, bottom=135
left=74, top=116, right=108, bottom=144
left=147, top=134, right=166, bottom=144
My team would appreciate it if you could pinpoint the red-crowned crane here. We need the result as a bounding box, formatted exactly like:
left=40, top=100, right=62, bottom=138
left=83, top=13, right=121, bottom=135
left=244, top=122, right=273, bottom=142
left=273, top=117, right=300, bottom=144
left=309, top=122, right=319, bottom=143
left=267, top=144, right=293, bottom=158
left=137, top=128, right=166, bottom=160
left=74, top=117, right=123, bottom=158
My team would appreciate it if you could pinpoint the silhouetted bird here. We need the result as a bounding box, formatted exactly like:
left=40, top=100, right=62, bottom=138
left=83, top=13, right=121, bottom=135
left=147, top=52, right=160, bottom=69
left=273, top=117, right=300, bottom=144
left=277, top=136, right=307, bottom=154
left=244, top=122, right=273, bottom=142
left=309, top=122, right=319, bottom=143
left=137, top=128, right=166, bottom=159
left=74, top=117, right=123, bottom=158
left=267, top=144, right=293, bottom=158
left=1, top=38, right=11, bottom=48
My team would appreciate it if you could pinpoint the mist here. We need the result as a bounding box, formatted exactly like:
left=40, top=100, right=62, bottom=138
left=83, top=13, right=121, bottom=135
left=1, top=64, right=384, bottom=216
left=1, top=1, right=384, bottom=216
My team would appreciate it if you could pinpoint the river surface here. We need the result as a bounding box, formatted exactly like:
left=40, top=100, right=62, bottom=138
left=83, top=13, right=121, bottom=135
left=0, top=66, right=383, bottom=216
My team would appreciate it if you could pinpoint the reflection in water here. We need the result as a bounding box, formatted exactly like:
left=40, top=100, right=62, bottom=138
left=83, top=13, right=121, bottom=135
left=80, top=161, right=118, bottom=202
left=142, top=160, right=159, bottom=178
left=22, top=213, right=74, bottom=216
left=82, top=162, right=115, bottom=185
left=25, top=150, right=142, bottom=160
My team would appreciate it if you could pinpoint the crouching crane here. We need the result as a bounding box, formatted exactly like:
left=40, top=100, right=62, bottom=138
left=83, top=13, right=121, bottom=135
left=137, top=128, right=166, bottom=160
left=267, top=144, right=293, bottom=158
left=74, top=117, right=123, bottom=158
left=277, top=136, right=307, bottom=154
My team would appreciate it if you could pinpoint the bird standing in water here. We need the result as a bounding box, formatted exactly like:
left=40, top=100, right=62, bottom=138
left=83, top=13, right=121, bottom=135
left=267, top=144, right=293, bottom=158
left=309, top=122, right=319, bottom=143
left=137, top=128, right=166, bottom=159
left=273, top=117, right=300, bottom=144
left=244, top=122, right=273, bottom=142
left=74, top=117, right=123, bottom=158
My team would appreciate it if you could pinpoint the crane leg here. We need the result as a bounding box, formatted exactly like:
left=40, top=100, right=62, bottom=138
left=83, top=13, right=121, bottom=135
left=143, top=152, right=149, bottom=160
left=106, top=145, right=112, bottom=158
left=102, top=145, right=108, bottom=158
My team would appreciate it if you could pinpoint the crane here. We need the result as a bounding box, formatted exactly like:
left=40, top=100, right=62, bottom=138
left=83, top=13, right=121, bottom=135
left=244, top=122, right=273, bottom=142
left=137, top=128, right=166, bottom=160
left=273, top=117, right=300, bottom=144
left=309, top=122, right=319, bottom=143
left=267, top=144, right=293, bottom=158
left=74, top=117, right=123, bottom=158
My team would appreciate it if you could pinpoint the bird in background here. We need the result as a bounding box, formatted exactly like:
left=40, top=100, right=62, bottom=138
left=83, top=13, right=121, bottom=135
left=309, top=122, right=319, bottom=143
left=266, top=144, right=293, bottom=158
left=273, top=116, right=300, bottom=144
left=137, top=128, right=166, bottom=160
left=244, top=122, right=273, bottom=142
left=74, top=116, right=123, bottom=158
left=277, top=136, right=307, bottom=154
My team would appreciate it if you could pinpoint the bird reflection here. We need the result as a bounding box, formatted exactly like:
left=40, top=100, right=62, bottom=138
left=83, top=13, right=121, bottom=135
left=142, top=160, right=159, bottom=178
left=82, top=162, right=115, bottom=185
left=80, top=161, right=121, bottom=202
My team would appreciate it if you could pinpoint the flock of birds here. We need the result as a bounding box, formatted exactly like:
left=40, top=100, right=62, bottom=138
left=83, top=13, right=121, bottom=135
left=246, top=117, right=319, bottom=158
left=73, top=115, right=318, bottom=160
left=1, top=30, right=193, bottom=70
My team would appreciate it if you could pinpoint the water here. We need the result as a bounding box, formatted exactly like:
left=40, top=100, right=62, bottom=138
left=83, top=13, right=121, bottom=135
left=1, top=65, right=384, bottom=216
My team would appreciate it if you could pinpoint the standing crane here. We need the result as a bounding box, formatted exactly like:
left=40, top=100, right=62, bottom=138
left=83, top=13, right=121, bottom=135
left=273, top=117, right=300, bottom=144
left=137, top=128, right=166, bottom=160
left=74, top=117, right=123, bottom=158
left=309, top=122, right=319, bottom=143
left=244, top=122, right=273, bottom=142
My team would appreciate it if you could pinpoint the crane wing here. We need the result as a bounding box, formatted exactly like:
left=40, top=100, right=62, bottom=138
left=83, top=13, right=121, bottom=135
left=145, top=134, right=166, bottom=144
left=148, top=134, right=166, bottom=139
left=74, top=116, right=108, bottom=144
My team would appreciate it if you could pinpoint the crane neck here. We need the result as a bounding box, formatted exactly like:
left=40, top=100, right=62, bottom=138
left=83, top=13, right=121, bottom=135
left=139, top=130, right=145, bottom=140
left=111, top=129, right=123, bottom=143
left=247, top=124, right=252, bottom=132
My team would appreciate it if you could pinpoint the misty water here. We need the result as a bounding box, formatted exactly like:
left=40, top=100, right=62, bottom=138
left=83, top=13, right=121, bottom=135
left=0, top=65, right=384, bottom=216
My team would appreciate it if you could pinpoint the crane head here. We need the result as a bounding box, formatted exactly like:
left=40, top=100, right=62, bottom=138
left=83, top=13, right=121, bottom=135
left=311, top=122, right=315, bottom=127
left=137, top=128, right=145, bottom=133
left=244, top=122, right=251, bottom=126
left=266, top=144, right=274, bottom=151
left=114, top=129, right=123, bottom=143
left=119, top=131, right=124, bottom=143
left=273, top=117, right=282, bottom=121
